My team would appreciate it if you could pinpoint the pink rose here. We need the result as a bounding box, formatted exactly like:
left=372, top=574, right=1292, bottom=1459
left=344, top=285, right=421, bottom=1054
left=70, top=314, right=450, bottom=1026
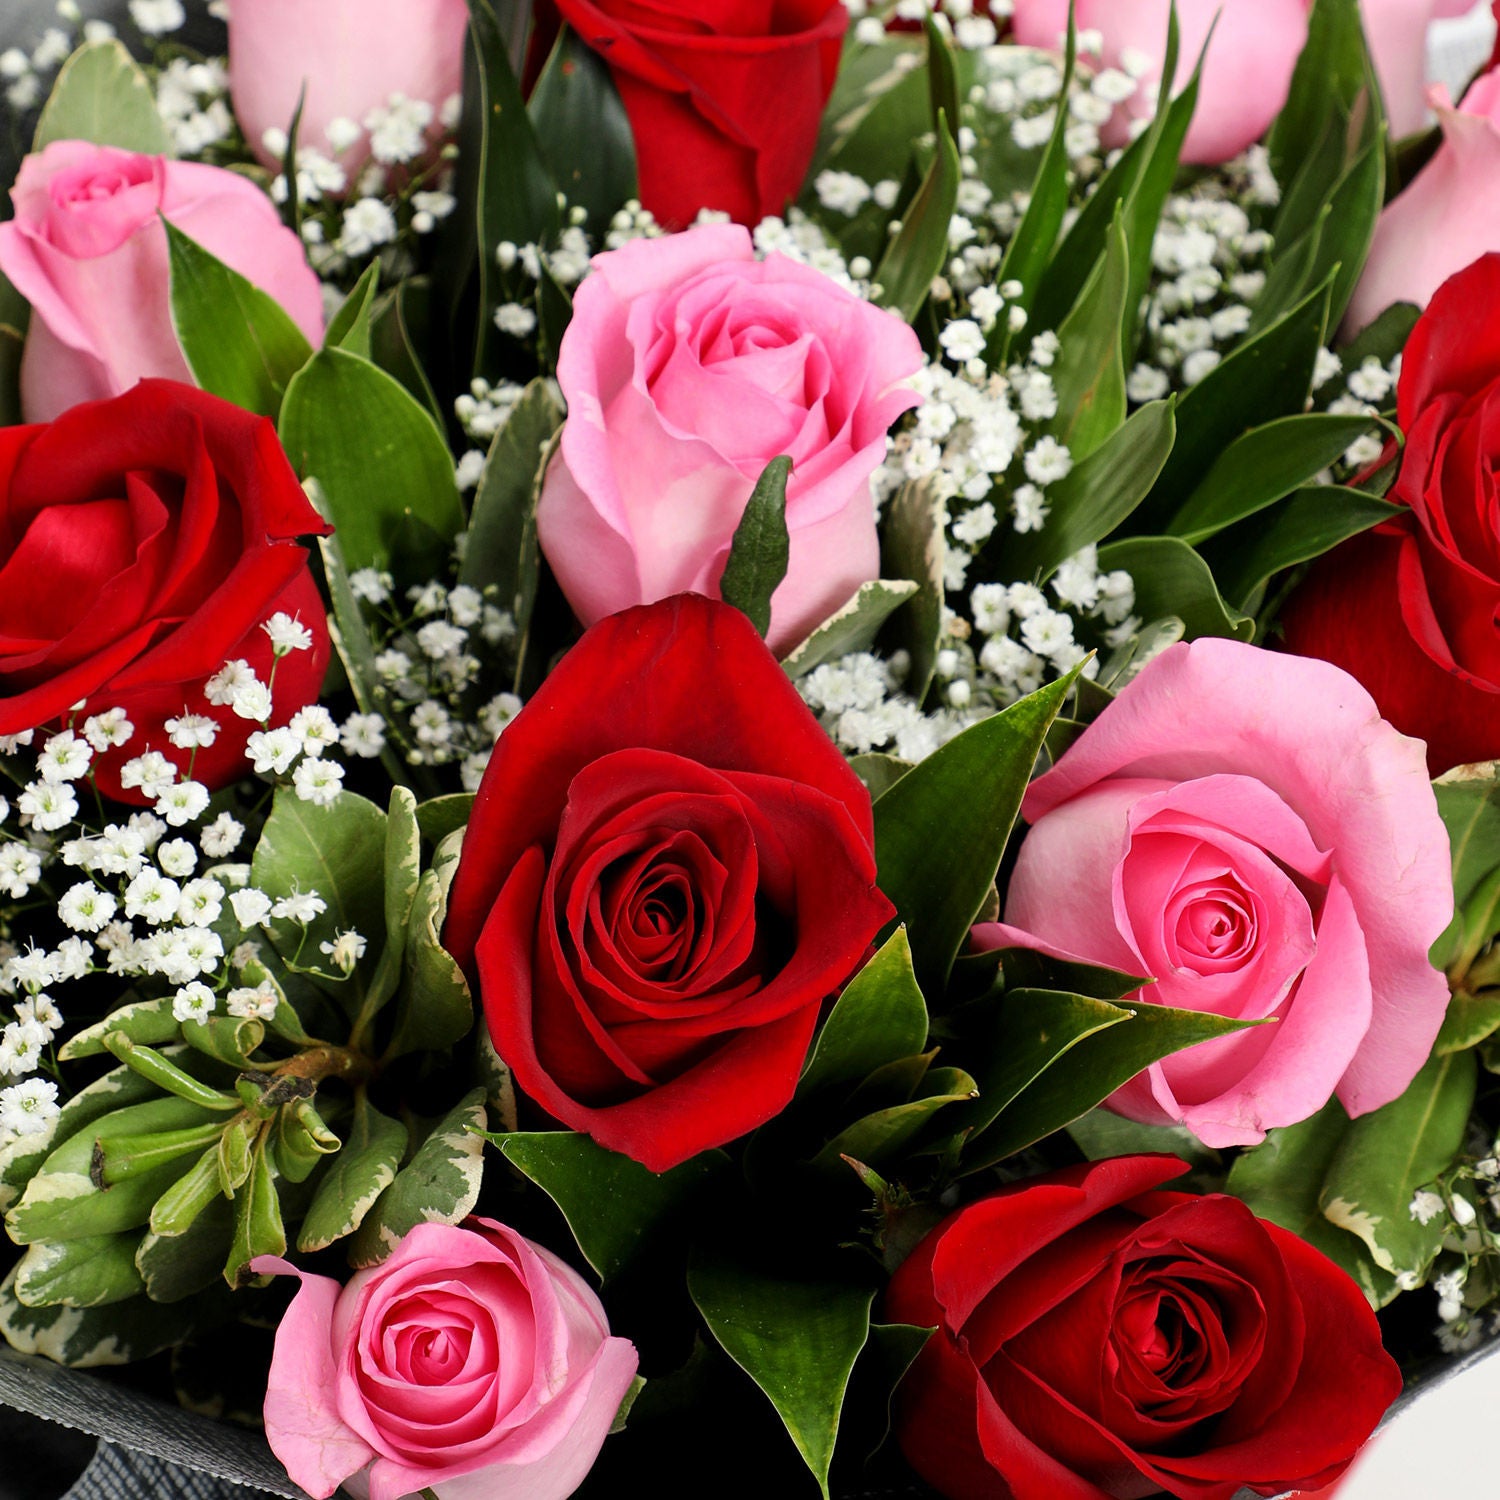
left=985, top=639, right=1452, bottom=1148
left=1010, top=0, right=1309, bottom=165
left=0, top=141, right=324, bottom=423
left=254, top=1218, right=639, bottom=1500
left=1346, top=68, right=1500, bottom=332
left=536, top=224, right=923, bottom=655
left=228, top=0, right=470, bottom=172
left=1362, top=0, right=1480, bottom=140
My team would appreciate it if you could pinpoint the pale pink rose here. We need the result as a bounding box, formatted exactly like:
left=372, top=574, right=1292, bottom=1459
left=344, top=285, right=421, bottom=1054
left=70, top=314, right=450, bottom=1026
left=984, top=639, right=1452, bottom=1148
left=254, top=1217, right=639, bottom=1500
left=536, top=223, right=923, bottom=655
left=1010, top=0, right=1309, bottom=164
left=1363, top=0, right=1479, bottom=140
left=1346, top=68, right=1500, bottom=332
left=0, top=141, right=324, bottom=423
left=228, top=0, right=469, bottom=171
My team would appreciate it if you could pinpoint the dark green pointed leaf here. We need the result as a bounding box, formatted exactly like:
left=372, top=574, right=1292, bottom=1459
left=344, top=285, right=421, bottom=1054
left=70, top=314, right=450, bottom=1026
left=350, top=1089, right=487, bottom=1266
left=528, top=24, right=638, bottom=237
left=1096, top=535, right=1253, bottom=642
left=799, top=928, right=929, bottom=1098
left=316, top=520, right=387, bottom=737
left=324, top=261, right=381, bottom=357
left=1067, top=1109, right=1220, bottom=1173
left=782, top=580, right=920, bottom=679
left=1228, top=1101, right=1398, bottom=1308
left=164, top=220, right=313, bottom=418
left=873, top=668, right=1079, bottom=993
left=814, top=1067, right=976, bottom=1171
left=1320, top=1048, right=1477, bottom=1280
left=1003, top=400, right=1176, bottom=583
left=874, top=111, right=960, bottom=323
left=496, top=1132, right=726, bottom=1282
left=369, top=277, right=445, bottom=429
left=924, top=15, right=960, bottom=145
left=879, top=478, right=946, bottom=701
left=966, top=996, right=1265, bottom=1170
left=1046, top=208, right=1128, bottom=459
left=280, top=347, right=464, bottom=577
left=298, top=1095, right=408, bottom=1253
left=989, top=946, right=1146, bottom=1002
left=33, top=40, right=169, bottom=154
left=718, top=457, right=792, bottom=640
left=689, top=1250, right=874, bottom=1499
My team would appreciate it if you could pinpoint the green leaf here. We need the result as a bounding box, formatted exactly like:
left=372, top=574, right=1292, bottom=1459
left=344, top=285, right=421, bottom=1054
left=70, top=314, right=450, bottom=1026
left=358, top=785, right=422, bottom=1028
left=965, top=996, right=1265, bottom=1170
left=324, top=262, right=381, bottom=357
left=1228, top=1102, right=1398, bottom=1308
left=874, top=110, right=961, bottom=323
left=280, top=347, right=464, bottom=577
left=445, top=0, right=561, bottom=376
left=1437, top=779, right=1500, bottom=910
left=349, top=1089, right=488, bottom=1266
left=873, top=667, right=1079, bottom=993
left=924, top=15, right=961, bottom=148
left=369, top=277, right=445, bottom=429
left=528, top=24, right=638, bottom=238
left=1319, top=1049, right=1477, bottom=1280
left=689, top=1251, right=874, bottom=1499
left=799, top=928, right=930, bottom=1098
left=14, top=1233, right=145, bottom=1309
left=387, top=830, right=474, bottom=1059
left=0, top=269, right=30, bottom=428
left=415, top=793, right=474, bottom=848
left=496, top=1133, right=726, bottom=1282
left=1003, top=400, right=1176, bottom=583
left=163, top=220, right=313, bottom=419
left=1046, top=208, right=1128, bottom=459
left=33, top=40, right=170, bottom=154
left=718, top=457, right=792, bottom=640
left=1313, top=137, right=1386, bottom=329
left=879, top=479, right=946, bottom=702
left=137, top=1191, right=236, bottom=1302
left=850, top=753, right=912, bottom=802
left=225, top=1137, right=285, bottom=1288
left=0, top=1268, right=229, bottom=1368
left=814, top=1067, right=977, bottom=1171
left=59, top=997, right=181, bottom=1061
left=1435, top=991, right=1500, bottom=1055
left=1138, top=282, right=1330, bottom=531
left=1166, top=414, right=1385, bottom=545
left=1067, top=1109, right=1221, bottom=1173
left=781, top=581, right=920, bottom=680
left=988, top=946, right=1146, bottom=1002
left=251, top=789, right=388, bottom=1015
left=457, top=379, right=564, bottom=606
left=814, top=37, right=930, bottom=184
left=1096, top=536, right=1253, bottom=642
left=1203, top=486, right=1400, bottom=609
left=298, top=1095, right=408, bottom=1253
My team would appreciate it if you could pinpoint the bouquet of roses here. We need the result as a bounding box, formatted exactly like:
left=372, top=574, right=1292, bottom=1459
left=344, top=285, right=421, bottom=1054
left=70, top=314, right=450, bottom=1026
left=1, top=0, right=1499, bottom=1496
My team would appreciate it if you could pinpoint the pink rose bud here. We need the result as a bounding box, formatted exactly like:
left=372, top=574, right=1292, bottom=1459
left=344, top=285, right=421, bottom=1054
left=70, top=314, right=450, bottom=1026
left=228, top=0, right=470, bottom=173
left=0, top=141, right=324, bottom=423
left=1010, top=0, right=1309, bottom=165
left=1347, top=68, right=1500, bottom=332
left=536, top=223, right=924, bottom=656
left=254, top=1218, right=639, bottom=1500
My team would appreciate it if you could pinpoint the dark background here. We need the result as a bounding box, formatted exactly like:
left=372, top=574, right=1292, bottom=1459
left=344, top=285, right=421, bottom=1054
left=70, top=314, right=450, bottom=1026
left=0, top=0, right=224, bottom=212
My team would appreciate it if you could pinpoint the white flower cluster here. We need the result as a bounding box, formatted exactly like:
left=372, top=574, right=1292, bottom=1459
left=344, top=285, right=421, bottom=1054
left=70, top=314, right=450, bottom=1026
left=798, top=652, right=967, bottom=763
left=847, top=0, right=1009, bottom=54
left=155, top=57, right=233, bottom=155
left=1309, top=345, right=1402, bottom=474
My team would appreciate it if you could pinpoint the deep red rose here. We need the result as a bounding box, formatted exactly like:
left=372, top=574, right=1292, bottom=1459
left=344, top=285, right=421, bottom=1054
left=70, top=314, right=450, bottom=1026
left=885, top=1156, right=1400, bottom=1500
left=0, top=379, right=331, bottom=800
left=545, top=0, right=847, bottom=229
left=1279, top=253, right=1500, bottom=774
left=442, top=593, right=893, bottom=1172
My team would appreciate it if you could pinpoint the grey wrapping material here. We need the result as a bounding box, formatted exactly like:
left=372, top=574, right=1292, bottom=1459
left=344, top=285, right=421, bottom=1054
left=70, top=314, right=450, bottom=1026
left=0, top=1346, right=312, bottom=1500
left=62, top=1443, right=280, bottom=1500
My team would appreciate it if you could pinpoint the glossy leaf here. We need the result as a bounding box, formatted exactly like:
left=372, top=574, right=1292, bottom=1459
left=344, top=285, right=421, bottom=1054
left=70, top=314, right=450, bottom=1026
left=782, top=581, right=920, bottom=680
left=324, top=261, right=381, bottom=357
left=719, top=457, right=792, bottom=640
left=1320, top=1049, right=1477, bottom=1280
left=387, top=830, right=474, bottom=1059
left=814, top=1067, right=976, bottom=1171
left=33, top=40, right=169, bottom=154
left=137, top=1191, right=237, bottom=1302
left=496, top=1132, right=726, bottom=1282
left=1067, top=1109, right=1220, bottom=1174
left=1096, top=536, right=1253, bottom=642
left=415, top=793, right=474, bottom=848
left=689, top=1250, right=874, bottom=1499
left=14, top=1233, right=145, bottom=1309
left=224, top=1138, right=285, bottom=1288
left=298, top=1095, right=408, bottom=1253
left=799, top=928, right=929, bottom=1098
left=1046, top=208, right=1128, bottom=459
left=874, top=111, right=961, bottom=324
left=873, top=667, right=1079, bottom=993
left=1437, top=779, right=1500, bottom=910
left=360, top=785, right=422, bottom=1026
left=280, top=347, right=464, bottom=577
left=59, top=997, right=180, bottom=1061
left=164, top=220, right=313, bottom=419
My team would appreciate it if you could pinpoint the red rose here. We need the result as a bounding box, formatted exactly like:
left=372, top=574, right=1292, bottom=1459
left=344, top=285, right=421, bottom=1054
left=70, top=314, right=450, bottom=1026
left=885, top=1156, right=1400, bottom=1500
left=0, top=380, right=331, bottom=800
left=442, top=594, right=893, bottom=1172
left=1280, top=253, right=1500, bottom=774
left=546, top=0, right=847, bottom=229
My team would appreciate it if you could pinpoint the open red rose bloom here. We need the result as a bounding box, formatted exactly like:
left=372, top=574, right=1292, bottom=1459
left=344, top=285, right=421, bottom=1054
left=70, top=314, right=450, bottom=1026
left=886, top=1156, right=1401, bottom=1500
left=0, top=379, right=329, bottom=798
left=443, top=593, right=894, bottom=1172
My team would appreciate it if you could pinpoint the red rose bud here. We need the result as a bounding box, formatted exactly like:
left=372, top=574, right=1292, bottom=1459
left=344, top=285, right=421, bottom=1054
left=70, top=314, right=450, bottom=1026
left=442, top=593, right=893, bottom=1172
left=885, top=1156, right=1401, bottom=1500
left=0, top=380, right=331, bottom=801
left=547, top=0, right=848, bottom=229
left=1280, top=252, right=1500, bottom=774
